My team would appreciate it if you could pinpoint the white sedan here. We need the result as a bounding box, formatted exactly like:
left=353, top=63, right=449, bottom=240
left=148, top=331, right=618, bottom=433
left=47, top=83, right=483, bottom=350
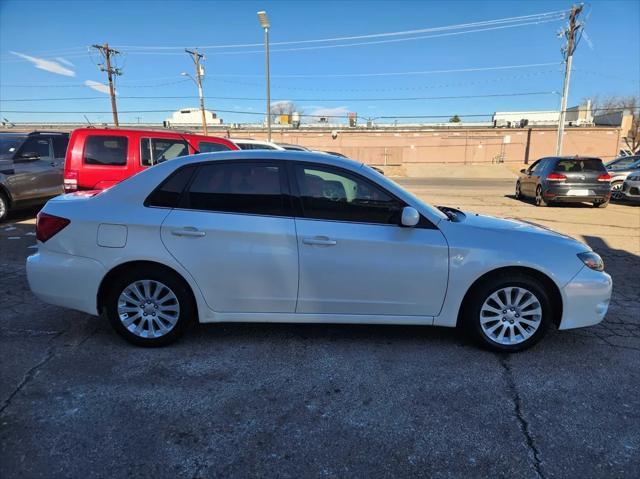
left=27, top=151, right=612, bottom=352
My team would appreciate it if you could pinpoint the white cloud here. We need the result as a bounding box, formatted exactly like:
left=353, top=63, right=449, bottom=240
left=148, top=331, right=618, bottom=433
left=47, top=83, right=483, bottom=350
left=84, top=80, right=112, bottom=95
left=307, top=106, right=350, bottom=118
left=55, top=57, right=75, bottom=67
left=10, top=51, right=75, bottom=77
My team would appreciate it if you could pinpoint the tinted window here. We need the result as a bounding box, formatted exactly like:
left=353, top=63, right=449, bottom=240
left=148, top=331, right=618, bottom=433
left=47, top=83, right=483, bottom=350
left=199, top=141, right=232, bottom=153
left=0, top=136, right=26, bottom=159
left=528, top=159, right=543, bottom=174
left=554, top=158, right=605, bottom=173
left=141, top=138, right=189, bottom=166
left=51, top=135, right=69, bottom=159
left=146, top=166, right=195, bottom=208
left=185, top=163, right=286, bottom=215
left=608, top=156, right=640, bottom=169
left=18, top=137, right=51, bottom=159
left=237, top=142, right=277, bottom=150
left=84, top=136, right=128, bottom=166
left=295, top=165, right=404, bottom=224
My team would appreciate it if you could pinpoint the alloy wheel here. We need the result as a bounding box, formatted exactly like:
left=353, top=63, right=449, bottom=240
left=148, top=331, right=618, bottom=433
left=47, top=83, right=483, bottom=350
left=611, top=182, right=623, bottom=201
left=479, top=286, right=542, bottom=346
left=117, top=280, right=180, bottom=339
left=535, top=186, right=543, bottom=206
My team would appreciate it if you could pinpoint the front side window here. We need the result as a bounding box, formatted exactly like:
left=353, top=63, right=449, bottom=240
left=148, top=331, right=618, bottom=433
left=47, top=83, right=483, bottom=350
left=184, top=162, right=286, bottom=216
left=141, top=138, right=189, bottom=166
left=84, top=135, right=128, bottom=166
left=17, top=137, right=51, bottom=159
left=295, top=165, right=404, bottom=224
left=199, top=141, right=232, bottom=153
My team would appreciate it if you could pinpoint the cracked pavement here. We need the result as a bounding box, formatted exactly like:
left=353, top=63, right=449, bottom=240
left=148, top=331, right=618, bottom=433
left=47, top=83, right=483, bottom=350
left=0, top=177, right=638, bottom=478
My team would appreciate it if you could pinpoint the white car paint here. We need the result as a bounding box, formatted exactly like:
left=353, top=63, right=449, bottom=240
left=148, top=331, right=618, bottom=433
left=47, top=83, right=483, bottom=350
left=27, top=151, right=612, bottom=342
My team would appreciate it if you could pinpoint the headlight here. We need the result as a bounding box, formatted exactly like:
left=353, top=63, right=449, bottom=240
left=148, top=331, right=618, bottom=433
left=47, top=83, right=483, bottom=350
left=577, top=251, right=604, bottom=272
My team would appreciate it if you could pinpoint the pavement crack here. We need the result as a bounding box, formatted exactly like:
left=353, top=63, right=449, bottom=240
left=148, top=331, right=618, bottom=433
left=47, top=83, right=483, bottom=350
left=0, top=330, right=64, bottom=416
left=500, top=355, right=545, bottom=479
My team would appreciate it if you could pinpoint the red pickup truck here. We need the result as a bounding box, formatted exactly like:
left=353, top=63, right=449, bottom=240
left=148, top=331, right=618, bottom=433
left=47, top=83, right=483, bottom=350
left=63, top=128, right=237, bottom=192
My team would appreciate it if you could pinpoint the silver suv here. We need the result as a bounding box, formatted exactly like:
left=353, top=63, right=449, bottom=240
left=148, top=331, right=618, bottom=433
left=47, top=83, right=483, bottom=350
left=0, top=131, right=69, bottom=221
left=605, top=155, right=640, bottom=200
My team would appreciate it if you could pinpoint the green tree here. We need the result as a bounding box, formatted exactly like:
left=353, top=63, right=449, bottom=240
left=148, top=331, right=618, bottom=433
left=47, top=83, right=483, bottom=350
left=449, top=115, right=461, bottom=123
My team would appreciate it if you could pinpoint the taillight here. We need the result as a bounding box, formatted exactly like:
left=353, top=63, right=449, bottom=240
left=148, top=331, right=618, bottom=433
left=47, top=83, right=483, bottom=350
left=64, top=169, right=78, bottom=192
left=36, top=212, right=70, bottom=242
left=546, top=173, right=567, bottom=182
left=597, top=173, right=612, bottom=182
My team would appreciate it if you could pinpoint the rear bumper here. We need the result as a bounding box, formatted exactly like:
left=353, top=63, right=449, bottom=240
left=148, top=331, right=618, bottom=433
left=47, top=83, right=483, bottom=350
left=26, top=250, right=105, bottom=316
left=545, top=184, right=610, bottom=202
left=559, top=266, right=612, bottom=330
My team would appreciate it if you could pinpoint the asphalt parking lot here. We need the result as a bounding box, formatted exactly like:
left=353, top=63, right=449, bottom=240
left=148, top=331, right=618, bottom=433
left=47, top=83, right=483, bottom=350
left=1, top=176, right=638, bottom=478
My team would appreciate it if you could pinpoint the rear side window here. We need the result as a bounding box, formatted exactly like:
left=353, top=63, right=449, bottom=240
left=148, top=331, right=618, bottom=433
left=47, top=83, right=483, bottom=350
left=184, top=162, right=286, bottom=216
left=199, top=141, right=232, bottom=153
left=51, top=136, right=69, bottom=158
left=141, top=138, right=189, bottom=166
left=145, top=166, right=196, bottom=208
left=84, top=136, right=128, bottom=166
left=554, top=158, right=605, bottom=173
left=237, top=142, right=277, bottom=150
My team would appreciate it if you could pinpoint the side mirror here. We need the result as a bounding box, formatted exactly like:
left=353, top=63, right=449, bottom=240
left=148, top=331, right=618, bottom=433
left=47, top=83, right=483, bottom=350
left=520, top=168, right=526, bottom=173
left=400, top=206, right=420, bottom=227
left=15, top=152, right=40, bottom=162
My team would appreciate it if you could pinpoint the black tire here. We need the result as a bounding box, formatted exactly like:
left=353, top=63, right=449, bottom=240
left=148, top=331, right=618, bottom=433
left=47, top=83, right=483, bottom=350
left=105, top=265, right=195, bottom=346
left=462, top=273, right=552, bottom=352
left=534, top=185, right=548, bottom=207
left=515, top=181, right=523, bottom=199
left=593, top=198, right=609, bottom=208
left=0, top=191, right=8, bottom=222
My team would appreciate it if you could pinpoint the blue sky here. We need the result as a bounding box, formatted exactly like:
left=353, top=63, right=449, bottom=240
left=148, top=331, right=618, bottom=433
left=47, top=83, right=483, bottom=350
left=1, top=0, right=638, bottom=125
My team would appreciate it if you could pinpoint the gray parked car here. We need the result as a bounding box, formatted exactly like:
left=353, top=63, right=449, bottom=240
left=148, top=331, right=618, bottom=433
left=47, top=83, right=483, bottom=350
left=604, top=155, right=640, bottom=201
left=0, top=131, right=69, bottom=221
left=516, top=156, right=611, bottom=207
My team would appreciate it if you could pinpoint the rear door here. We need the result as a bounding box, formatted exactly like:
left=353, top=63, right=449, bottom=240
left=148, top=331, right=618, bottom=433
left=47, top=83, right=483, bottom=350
left=160, top=160, right=298, bottom=313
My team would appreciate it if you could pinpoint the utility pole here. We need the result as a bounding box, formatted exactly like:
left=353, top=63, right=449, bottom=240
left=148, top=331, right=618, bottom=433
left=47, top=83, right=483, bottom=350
left=556, top=4, right=584, bottom=155
left=91, top=43, right=121, bottom=127
left=185, top=49, right=208, bottom=136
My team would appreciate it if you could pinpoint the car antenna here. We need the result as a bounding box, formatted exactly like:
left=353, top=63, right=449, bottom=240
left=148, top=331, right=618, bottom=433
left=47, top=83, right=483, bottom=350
left=177, top=132, right=199, bottom=154
left=83, top=115, right=94, bottom=128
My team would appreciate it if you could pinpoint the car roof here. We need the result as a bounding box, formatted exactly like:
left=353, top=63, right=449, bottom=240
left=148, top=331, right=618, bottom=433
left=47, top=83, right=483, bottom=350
left=69, top=127, right=226, bottom=140
left=165, top=149, right=364, bottom=170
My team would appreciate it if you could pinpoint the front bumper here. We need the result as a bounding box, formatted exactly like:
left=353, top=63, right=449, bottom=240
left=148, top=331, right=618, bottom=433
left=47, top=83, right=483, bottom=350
left=26, top=250, right=105, bottom=316
left=545, top=184, right=610, bottom=203
left=622, top=180, right=640, bottom=202
left=559, top=266, right=612, bottom=330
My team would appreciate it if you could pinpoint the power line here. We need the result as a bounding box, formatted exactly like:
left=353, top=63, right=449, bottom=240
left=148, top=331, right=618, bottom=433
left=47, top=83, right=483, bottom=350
left=114, top=10, right=567, bottom=50
left=0, top=91, right=560, bottom=103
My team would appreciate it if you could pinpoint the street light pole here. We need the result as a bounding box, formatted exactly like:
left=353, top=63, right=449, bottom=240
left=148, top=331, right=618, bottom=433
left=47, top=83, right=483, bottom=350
left=258, top=11, right=271, bottom=142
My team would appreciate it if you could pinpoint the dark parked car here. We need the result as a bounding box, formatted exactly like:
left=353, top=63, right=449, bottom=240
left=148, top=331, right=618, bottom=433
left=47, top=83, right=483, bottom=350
left=0, top=131, right=69, bottom=221
left=515, top=156, right=612, bottom=208
left=604, top=155, right=640, bottom=201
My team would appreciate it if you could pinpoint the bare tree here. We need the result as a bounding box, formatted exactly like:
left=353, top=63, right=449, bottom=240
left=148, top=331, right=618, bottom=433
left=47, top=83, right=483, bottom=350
left=590, top=95, right=639, bottom=153
left=270, top=101, right=302, bottom=123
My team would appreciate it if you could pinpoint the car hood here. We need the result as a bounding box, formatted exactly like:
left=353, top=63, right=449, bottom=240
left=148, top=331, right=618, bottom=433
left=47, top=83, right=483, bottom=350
left=460, top=210, right=579, bottom=242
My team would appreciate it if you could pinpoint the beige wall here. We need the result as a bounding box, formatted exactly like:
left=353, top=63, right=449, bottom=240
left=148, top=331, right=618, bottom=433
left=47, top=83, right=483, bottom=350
left=233, top=127, right=621, bottom=166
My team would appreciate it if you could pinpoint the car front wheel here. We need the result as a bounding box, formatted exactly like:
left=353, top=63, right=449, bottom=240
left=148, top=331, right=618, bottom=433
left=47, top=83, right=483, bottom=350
left=515, top=181, right=523, bottom=199
left=463, top=273, right=552, bottom=352
left=105, top=266, right=194, bottom=346
left=610, top=181, right=624, bottom=201
left=0, top=191, right=8, bottom=222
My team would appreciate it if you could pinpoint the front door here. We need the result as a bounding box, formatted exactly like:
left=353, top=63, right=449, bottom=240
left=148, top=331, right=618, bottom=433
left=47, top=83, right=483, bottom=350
left=10, top=136, right=57, bottom=201
left=292, top=163, right=449, bottom=316
left=160, top=161, right=298, bottom=313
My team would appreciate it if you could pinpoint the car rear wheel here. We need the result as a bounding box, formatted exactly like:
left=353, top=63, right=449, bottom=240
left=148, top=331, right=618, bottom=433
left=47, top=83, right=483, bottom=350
left=610, top=181, right=624, bottom=201
left=0, top=192, right=8, bottom=222
left=534, top=185, right=548, bottom=207
left=105, top=266, right=194, bottom=346
left=463, top=273, right=552, bottom=352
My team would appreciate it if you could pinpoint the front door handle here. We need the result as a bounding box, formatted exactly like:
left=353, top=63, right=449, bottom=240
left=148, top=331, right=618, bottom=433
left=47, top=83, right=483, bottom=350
left=171, top=227, right=206, bottom=238
left=302, top=236, right=337, bottom=246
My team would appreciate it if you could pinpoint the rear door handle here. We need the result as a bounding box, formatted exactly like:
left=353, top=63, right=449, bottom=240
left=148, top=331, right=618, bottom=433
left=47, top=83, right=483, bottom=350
left=302, top=236, right=337, bottom=246
left=171, top=227, right=206, bottom=238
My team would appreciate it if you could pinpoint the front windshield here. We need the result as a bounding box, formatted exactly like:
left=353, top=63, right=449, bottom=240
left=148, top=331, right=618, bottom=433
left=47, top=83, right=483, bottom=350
left=0, top=136, right=26, bottom=159
left=362, top=164, right=448, bottom=221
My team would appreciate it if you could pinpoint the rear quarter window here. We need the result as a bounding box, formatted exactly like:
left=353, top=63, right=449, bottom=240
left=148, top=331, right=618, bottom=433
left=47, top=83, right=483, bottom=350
left=84, top=135, right=128, bottom=166
left=554, top=158, right=605, bottom=173
left=145, top=166, right=196, bottom=208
